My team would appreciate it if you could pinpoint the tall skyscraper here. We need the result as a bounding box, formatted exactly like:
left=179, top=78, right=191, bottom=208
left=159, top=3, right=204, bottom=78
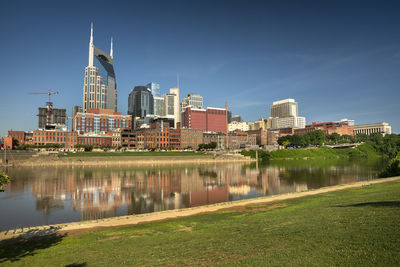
left=181, top=93, right=204, bottom=111
left=128, top=86, right=154, bottom=118
left=82, top=23, right=117, bottom=113
left=146, top=82, right=160, bottom=97
left=169, top=88, right=180, bottom=128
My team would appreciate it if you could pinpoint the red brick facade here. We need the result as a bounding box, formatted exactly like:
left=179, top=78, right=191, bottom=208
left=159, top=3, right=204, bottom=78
left=8, top=131, right=25, bottom=146
left=78, top=135, right=112, bottom=147
left=182, top=107, right=227, bottom=133
left=295, top=121, right=354, bottom=136
left=33, top=130, right=77, bottom=149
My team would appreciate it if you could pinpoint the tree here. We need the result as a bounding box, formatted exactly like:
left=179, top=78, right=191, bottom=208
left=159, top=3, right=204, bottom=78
left=329, top=133, right=340, bottom=144
left=308, top=130, right=326, bottom=146
left=0, top=172, right=11, bottom=192
left=12, top=138, right=19, bottom=149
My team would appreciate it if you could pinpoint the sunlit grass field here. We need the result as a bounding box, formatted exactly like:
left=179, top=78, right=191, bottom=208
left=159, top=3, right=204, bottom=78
left=1, top=180, right=399, bottom=266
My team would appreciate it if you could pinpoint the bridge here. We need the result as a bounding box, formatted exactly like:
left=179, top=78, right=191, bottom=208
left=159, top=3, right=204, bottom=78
left=326, top=143, right=361, bottom=149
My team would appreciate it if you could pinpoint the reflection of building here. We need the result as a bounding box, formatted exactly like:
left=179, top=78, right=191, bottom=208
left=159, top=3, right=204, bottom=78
left=83, top=24, right=117, bottom=112
left=354, top=122, right=391, bottom=136
left=5, top=158, right=375, bottom=229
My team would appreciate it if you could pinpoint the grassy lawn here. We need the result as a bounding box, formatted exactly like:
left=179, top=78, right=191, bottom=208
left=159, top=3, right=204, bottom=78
left=60, top=151, right=208, bottom=158
left=1, top=181, right=399, bottom=266
left=269, top=143, right=380, bottom=160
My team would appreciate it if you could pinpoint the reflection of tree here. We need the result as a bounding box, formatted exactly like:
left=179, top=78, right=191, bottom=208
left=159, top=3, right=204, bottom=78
left=36, top=197, right=64, bottom=215
left=198, top=170, right=218, bottom=178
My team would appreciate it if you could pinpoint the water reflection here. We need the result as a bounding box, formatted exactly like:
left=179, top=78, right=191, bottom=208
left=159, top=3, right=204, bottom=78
left=0, top=158, right=385, bottom=230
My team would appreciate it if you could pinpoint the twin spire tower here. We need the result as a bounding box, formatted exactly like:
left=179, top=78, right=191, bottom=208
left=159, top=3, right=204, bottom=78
left=83, top=23, right=117, bottom=113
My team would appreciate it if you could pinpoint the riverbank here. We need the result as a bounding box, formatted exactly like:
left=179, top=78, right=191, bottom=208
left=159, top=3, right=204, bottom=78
left=3, top=152, right=254, bottom=167
left=1, top=176, right=399, bottom=265
left=242, top=143, right=380, bottom=161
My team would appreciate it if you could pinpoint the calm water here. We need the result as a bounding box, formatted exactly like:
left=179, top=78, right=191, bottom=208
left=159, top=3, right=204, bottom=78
left=0, top=158, right=386, bottom=230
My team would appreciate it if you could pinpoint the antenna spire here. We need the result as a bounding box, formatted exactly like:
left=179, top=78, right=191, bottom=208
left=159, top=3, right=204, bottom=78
left=110, top=37, right=113, bottom=58
left=177, top=72, right=180, bottom=88
left=90, top=22, right=93, bottom=45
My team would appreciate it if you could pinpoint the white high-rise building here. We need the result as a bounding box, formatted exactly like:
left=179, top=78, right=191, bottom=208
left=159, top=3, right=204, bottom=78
left=168, top=88, right=179, bottom=128
left=269, top=98, right=305, bottom=129
left=154, top=96, right=165, bottom=116
left=181, top=93, right=204, bottom=111
left=82, top=23, right=117, bottom=113
left=276, top=117, right=306, bottom=129
left=270, top=99, right=298, bottom=118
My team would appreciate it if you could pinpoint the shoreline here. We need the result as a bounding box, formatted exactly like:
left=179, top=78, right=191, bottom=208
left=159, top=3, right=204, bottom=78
left=1, top=176, right=399, bottom=241
left=5, top=154, right=255, bottom=167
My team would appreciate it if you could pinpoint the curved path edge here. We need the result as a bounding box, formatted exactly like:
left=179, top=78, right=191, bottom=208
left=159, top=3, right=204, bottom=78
left=1, top=176, right=399, bottom=241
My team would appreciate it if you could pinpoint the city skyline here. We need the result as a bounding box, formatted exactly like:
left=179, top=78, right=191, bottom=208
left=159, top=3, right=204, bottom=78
left=1, top=0, right=400, bottom=136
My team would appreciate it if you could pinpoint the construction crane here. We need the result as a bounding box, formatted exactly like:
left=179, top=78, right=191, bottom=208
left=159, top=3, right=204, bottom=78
left=28, top=90, right=60, bottom=127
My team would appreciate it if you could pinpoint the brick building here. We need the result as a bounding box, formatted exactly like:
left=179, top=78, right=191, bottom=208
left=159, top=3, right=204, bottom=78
left=3, top=136, right=13, bottom=150
left=74, top=108, right=132, bottom=134
left=247, top=129, right=268, bottom=146
left=178, top=128, right=203, bottom=149
left=227, top=131, right=257, bottom=149
left=295, top=121, right=354, bottom=136
left=8, top=131, right=26, bottom=146
left=78, top=134, right=112, bottom=147
left=181, top=107, right=227, bottom=133
left=121, top=129, right=136, bottom=149
left=135, top=122, right=172, bottom=149
left=33, top=130, right=77, bottom=149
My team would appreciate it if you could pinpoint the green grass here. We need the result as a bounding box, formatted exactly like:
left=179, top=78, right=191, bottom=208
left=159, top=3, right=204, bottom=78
left=269, top=144, right=380, bottom=160
left=60, top=151, right=208, bottom=158
left=1, top=180, right=400, bottom=266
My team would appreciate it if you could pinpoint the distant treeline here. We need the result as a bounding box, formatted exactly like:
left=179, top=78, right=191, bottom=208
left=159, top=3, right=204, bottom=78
left=278, top=131, right=400, bottom=159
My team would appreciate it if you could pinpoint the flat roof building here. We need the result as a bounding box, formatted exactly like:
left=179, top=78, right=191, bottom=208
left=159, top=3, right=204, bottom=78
left=354, top=122, right=391, bottom=136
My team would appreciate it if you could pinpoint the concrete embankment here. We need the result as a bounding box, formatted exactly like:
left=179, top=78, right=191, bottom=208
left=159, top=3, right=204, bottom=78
left=2, top=151, right=254, bottom=167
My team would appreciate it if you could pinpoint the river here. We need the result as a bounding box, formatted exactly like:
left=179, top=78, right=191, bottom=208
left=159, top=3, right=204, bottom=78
left=0, top=158, right=387, bottom=231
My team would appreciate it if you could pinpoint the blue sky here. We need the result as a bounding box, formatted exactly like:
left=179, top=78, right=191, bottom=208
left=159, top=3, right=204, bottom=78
left=1, top=0, right=399, bottom=136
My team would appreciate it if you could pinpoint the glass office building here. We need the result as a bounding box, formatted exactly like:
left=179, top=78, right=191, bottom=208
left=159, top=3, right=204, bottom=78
left=128, top=86, right=154, bottom=118
left=146, top=82, right=160, bottom=97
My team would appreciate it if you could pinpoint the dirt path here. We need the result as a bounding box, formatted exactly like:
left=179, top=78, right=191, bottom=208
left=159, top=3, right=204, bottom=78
left=1, top=176, right=399, bottom=241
